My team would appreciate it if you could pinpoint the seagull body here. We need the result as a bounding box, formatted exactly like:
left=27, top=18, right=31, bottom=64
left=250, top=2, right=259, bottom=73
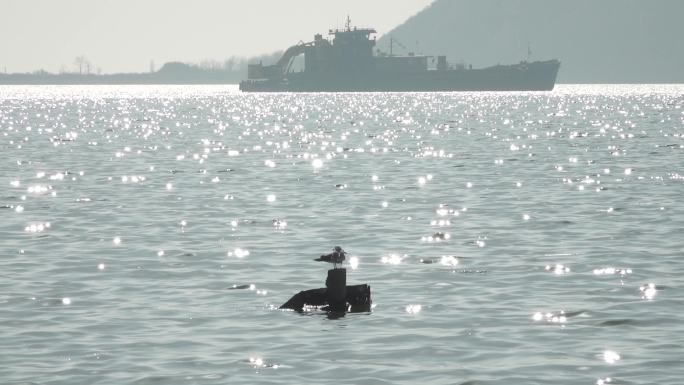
left=315, top=246, right=346, bottom=268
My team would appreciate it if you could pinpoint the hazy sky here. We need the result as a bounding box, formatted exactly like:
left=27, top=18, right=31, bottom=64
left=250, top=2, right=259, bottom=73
left=1, top=0, right=433, bottom=74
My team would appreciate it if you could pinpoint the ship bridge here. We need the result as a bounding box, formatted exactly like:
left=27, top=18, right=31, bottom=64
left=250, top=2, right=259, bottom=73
left=247, top=17, right=377, bottom=80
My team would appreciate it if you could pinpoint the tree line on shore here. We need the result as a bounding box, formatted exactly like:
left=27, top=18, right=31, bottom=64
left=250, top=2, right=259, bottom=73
left=0, top=51, right=282, bottom=84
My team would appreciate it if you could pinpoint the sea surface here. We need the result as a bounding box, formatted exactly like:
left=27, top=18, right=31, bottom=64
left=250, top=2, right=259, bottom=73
left=1, top=84, right=683, bottom=385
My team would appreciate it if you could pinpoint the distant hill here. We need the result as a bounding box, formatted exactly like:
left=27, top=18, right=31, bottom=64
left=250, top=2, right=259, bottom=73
left=379, top=0, right=684, bottom=83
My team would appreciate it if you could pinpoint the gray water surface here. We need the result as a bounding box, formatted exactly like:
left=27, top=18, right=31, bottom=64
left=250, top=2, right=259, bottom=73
left=1, top=85, right=683, bottom=385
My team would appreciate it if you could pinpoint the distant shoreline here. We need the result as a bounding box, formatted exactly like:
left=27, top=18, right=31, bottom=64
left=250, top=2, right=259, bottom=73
left=0, top=61, right=243, bottom=85
left=0, top=77, right=240, bottom=85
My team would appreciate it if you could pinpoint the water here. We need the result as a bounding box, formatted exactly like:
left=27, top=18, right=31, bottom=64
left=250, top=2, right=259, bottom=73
left=1, top=84, right=683, bottom=385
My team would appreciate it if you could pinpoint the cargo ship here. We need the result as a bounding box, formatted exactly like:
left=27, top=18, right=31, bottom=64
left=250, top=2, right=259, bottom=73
left=240, top=19, right=560, bottom=92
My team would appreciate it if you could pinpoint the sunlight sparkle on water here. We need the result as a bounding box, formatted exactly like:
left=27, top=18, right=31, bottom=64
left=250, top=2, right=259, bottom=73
left=121, top=175, right=145, bottom=184
left=593, top=267, right=632, bottom=276
left=435, top=204, right=460, bottom=217
left=25, top=222, right=50, bottom=233
left=546, top=264, right=570, bottom=275
left=430, top=219, right=451, bottom=226
left=381, top=254, right=405, bottom=265
left=532, top=311, right=567, bottom=325
left=422, top=232, right=450, bottom=242
left=312, top=158, right=324, bottom=169
left=440, top=255, right=458, bottom=266
left=249, top=357, right=264, bottom=367
left=248, top=356, right=279, bottom=370
left=272, top=219, right=287, bottom=230
left=49, top=172, right=64, bottom=181
left=603, top=350, right=621, bottom=364
left=406, top=304, right=422, bottom=314
left=228, top=248, right=250, bottom=258
left=113, top=237, right=121, bottom=245
left=27, top=185, right=50, bottom=194
left=349, top=256, right=359, bottom=270
left=266, top=194, right=277, bottom=202
left=640, top=283, right=657, bottom=300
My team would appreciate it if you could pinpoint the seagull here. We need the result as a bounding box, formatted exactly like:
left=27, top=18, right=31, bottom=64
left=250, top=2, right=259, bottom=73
left=314, top=246, right=346, bottom=269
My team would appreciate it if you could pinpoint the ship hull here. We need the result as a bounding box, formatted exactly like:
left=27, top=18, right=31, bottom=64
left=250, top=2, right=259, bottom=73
left=240, top=60, right=560, bottom=92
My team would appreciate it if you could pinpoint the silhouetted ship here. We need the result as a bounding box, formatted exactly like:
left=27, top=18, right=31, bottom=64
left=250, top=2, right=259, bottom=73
left=240, top=19, right=560, bottom=92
